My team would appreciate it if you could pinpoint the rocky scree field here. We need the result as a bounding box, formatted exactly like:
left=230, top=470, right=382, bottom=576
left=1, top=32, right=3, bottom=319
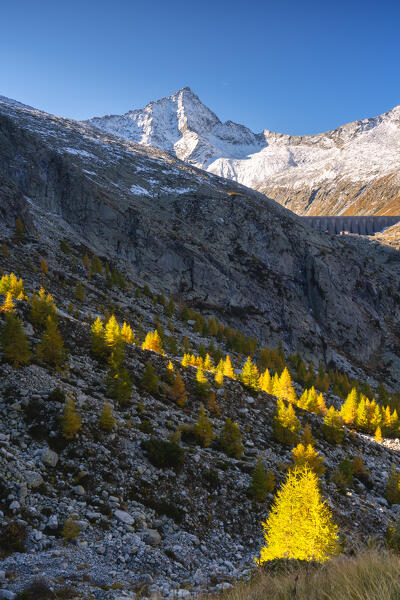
left=1, top=227, right=400, bottom=598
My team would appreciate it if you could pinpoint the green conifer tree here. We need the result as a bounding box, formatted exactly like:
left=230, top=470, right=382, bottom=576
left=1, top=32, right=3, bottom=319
left=106, top=345, right=133, bottom=405
left=0, top=313, right=31, bottom=367
left=386, top=466, right=400, bottom=505
left=61, top=396, right=82, bottom=439
left=36, top=316, right=66, bottom=366
left=99, top=402, right=116, bottom=431
left=170, top=371, right=187, bottom=407
left=194, top=403, right=214, bottom=447
left=140, top=361, right=159, bottom=395
left=219, top=418, right=244, bottom=459
left=322, top=406, right=345, bottom=444
left=30, top=287, right=57, bottom=329
left=248, top=459, right=275, bottom=502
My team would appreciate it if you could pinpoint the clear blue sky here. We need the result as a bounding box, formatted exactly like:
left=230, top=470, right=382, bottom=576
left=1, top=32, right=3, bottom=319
left=1, top=0, right=399, bottom=134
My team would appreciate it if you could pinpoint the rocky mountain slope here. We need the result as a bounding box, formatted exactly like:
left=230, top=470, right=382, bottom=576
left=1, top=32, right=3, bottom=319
left=3, top=95, right=400, bottom=388
left=87, top=88, right=400, bottom=217
left=1, top=227, right=400, bottom=599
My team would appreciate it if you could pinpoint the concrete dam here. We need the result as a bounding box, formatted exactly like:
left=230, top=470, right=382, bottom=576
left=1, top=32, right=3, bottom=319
left=301, top=215, right=400, bottom=236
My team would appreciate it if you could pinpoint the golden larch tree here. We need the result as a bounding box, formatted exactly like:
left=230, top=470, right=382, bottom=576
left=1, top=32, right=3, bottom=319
left=256, top=466, right=339, bottom=564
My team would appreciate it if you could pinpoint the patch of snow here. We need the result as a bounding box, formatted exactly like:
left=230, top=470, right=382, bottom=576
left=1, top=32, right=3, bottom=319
left=64, top=147, right=97, bottom=159
left=130, top=184, right=151, bottom=196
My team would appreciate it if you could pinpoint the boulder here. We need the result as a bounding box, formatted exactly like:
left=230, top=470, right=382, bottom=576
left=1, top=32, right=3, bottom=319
left=41, top=448, right=59, bottom=467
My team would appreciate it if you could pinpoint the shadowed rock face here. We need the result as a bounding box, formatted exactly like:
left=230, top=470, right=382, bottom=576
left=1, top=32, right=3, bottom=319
left=2, top=98, right=400, bottom=383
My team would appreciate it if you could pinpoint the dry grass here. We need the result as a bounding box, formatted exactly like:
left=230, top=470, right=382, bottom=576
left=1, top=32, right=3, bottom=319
left=216, top=550, right=400, bottom=600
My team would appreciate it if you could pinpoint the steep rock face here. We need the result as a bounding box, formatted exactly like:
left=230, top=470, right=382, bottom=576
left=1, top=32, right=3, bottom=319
left=2, top=96, right=400, bottom=383
left=87, top=89, right=400, bottom=216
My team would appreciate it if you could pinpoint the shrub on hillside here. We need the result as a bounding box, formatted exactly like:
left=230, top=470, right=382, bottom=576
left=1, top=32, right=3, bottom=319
left=0, top=520, right=27, bottom=557
left=142, top=437, right=184, bottom=471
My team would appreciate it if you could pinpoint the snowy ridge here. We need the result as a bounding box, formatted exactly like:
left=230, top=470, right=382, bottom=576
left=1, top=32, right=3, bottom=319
left=86, top=89, right=400, bottom=211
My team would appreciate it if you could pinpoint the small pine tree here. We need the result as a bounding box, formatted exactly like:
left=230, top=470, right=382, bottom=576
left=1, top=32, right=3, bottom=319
left=1, top=242, right=10, bottom=258
left=292, top=442, right=326, bottom=476
left=106, top=345, right=133, bottom=405
left=256, top=466, right=339, bottom=563
left=248, top=459, right=275, bottom=502
left=15, top=216, right=25, bottom=241
left=207, top=391, right=221, bottom=416
left=340, top=388, right=358, bottom=426
left=219, top=418, right=244, bottom=459
left=0, top=292, right=15, bottom=313
left=40, top=258, right=49, bottom=275
left=375, top=425, right=383, bottom=442
left=164, top=360, right=175, bottom=385
left=141, top=361, right=159, bottom=395
left=301, top=423, right=316, bottom=447
left=61, top=396, right=82, bottom=439
left=223, top=355, right=235, bottom=378
left=196, top=365, right=210, bottom=399
left=99, top=402, right=116, bottom=431
left=75, top=281, right=85, bottom=303
left=194, top=403, right=214, bottom=447
left=273, top=398, right=300, bottom=446
left=355, top=396, right=369, bottom=431
left=120, top=322, right=135, bottom=344
left=317, top=393, right=328, bottom=416
left=170, top=371, right=187, bottom=407
left=259, top=368, right=272, bottom=394
left=240, top=356, right=259, bottom=390
left=91, top=317, right=107, bottom=359
left=30, top=287, right=57, bottom=329
left=322, top=406, right=345, bottom=444
left=386, top=466, right=400, bottom=505
left=203, top=353, right=214, bottom=371
left=36, top=316, right=66, bottom=366
left=0, top=313, right=31, bottom=367
left=142, top=329, right=163, bottom=354
left=0, top=273, right=25, bottom=298
left=276, top=367, right=297, bottom=404
left=215, top=369, right=224, bottom=388
left=105, top=315, right=121, bottom=349
left=91, top=255, right=103, bottom=275
left=181, top=353, right=191, bottom=368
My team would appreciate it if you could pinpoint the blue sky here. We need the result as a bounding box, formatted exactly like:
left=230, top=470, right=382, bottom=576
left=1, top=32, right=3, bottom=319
left=1, top=0, right=399, bottom=134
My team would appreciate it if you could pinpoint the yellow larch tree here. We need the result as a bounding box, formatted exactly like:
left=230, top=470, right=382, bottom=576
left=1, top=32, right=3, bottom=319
left=291, top=442, right=326, bottom=476
left=105, top=315, right=121, bottom=349
left=0, top=292, right=16, bottom=313
left=355, top=395, right=369, bottom=431
left=317, top=393, right=328, bottom=416
left=181, top=353, right=191, bottom=368
left=120, top=322, right=135, bottom=344
left=240, top=356, right=259, bottom=390
left=256, top=466, right=339, bottom=564
left=142, top=329, right=163, bottom=354
left=0, top=273, right=25, bottom=298
left=276, top=367, right=296, bottom=404
left=203, top=353, right=214, bottom=371
left=340, top=388, right=358, bottom=426
left=259, top=368, right=272, bottom=394
left=223, top=355, right=235, bottom=379
left=375, top=425, right=383, bottom=442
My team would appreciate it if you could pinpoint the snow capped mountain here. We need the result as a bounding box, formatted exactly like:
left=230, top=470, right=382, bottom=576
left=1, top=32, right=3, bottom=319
left=87, top=88, right=400, bottom=216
